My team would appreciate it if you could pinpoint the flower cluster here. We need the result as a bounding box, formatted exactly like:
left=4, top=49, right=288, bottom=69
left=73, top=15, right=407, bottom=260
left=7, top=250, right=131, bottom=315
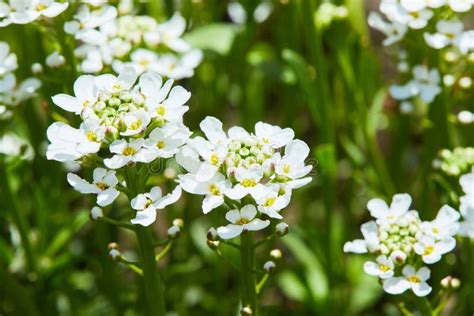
left=66, top=2, right=202, bottom=79
left=458, top=171, right=474, bottom=238
left=389, top=64, right=441, bottom=112
left=177, top=116, right=312, bottom=239
left=344, top=194, right=460, bottom=297
left=46, top=67, right=191, bottom=225
left=369, top=0, right=474, bottom=113
left=0, top=41, right=41, bottom=119
left=0, top=0, right=68, bottom=27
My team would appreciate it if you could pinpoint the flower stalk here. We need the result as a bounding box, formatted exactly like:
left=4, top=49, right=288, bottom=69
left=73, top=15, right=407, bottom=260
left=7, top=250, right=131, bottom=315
left=240, top=231, right=258, bottom=315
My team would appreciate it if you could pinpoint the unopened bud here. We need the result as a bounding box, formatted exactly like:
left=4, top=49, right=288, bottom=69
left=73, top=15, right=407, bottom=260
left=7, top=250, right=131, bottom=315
left=390, top=250, right=407, bottom=265
left=263, top=261, right=276, bottom=273
left=207, top=227, right=219, bottom=241
left=167, top=225, right=181, bottom=240
left=108, top=243, right=121, bottom=261
left=441, top=276, right=452, bottom=288
left=275, top=222, right=289, bottom=237
left=173, top=218, right=184, bottom=228
left=31, top=63, right=43, bottom=74
left=207, top=240, right=220, bottom=250
left=451, top=278, right=461, bottom=288
left=90, top=206, right=103, bottom=220
left=459, top=76, right=472, bottom=89
left=240, top=306, right=252, bottom=315
left=270, top=249, right=282, bottom=259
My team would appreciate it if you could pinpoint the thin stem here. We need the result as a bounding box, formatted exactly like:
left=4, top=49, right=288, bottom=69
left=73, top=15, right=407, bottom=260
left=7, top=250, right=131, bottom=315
left=240, top=232, right=258, bottom=315
left=256, top=274, right=270, bottom=294
left=215, top=249, right=240, bottom=271
left=118, top=256, right=143, bottom=276
left=155, top=241, right=173, bottom=262
left=99, top=216, right=134, bottom=230
left=134, top=226, right=166, bottom=315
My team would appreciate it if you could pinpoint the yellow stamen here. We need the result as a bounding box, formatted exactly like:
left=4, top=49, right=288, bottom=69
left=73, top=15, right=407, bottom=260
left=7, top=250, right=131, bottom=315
left=122, top=146, right=137, bottom=156
left=156, top=141, right=165, bottom=149
left=209, top=184, right=220, bottom=196
left=86, top=131, right=97, bottom=142
left=210, top=153, right=219, bottom=166
left=242, top=179, right=256, bottom=187
left=408, top=275, right=421, bottom=283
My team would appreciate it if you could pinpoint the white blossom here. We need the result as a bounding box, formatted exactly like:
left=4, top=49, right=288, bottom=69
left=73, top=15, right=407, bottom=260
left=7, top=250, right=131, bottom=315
left=217, top=205, right=270, bottom=240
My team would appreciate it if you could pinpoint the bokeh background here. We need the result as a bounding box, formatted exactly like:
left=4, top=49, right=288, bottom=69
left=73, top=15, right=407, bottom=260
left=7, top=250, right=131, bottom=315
left=1, top=0, right=473, bottom=315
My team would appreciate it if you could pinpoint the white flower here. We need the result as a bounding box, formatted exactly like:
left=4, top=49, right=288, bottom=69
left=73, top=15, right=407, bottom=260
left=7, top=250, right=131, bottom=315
left=144, top=122, right=191, bottom=159
left=120, top=109, right=151, bottom=136
left=46, top=51, right=65, bottom=68
left=216, top=205, right=270, bottom=239
left=46, top=122, right=100, bottom=162
left=459, top=171, right=474, bottom=238
left=104, top=138, right=156, bottom=169
left=141, top=72, right=190, bottom=122
left=367, top=193, right=412, bottom=226
left=179, top=172, right=232, bottom=214
left=0, top=133, right=34, bottom=160
left=67, top=168, right=120, bottom=206
left=130, top=186, right=182, bottom=226
left=363, top=255, right=395, bottom=279
left=64, top=5, right=117, bottom=36
left=448, top=0, right=474, bottom=12
left=414, top=235, right=456, bottom=264
left=383, top=265, right=432, bottom=297
left=152, top=50, right=203, bottom=80
left=254, top=121, right=294, bottom=148
left=254, top=184, right=291, bottom=219
left=156, top=13, right=190, bottom=52
left=343, top=221, right=380, bottom=253
left=424, top=20, right=464, bottom=49
left=275, top=140, right=312, bottom=188
left=112, top=48, right=159, bottom=75
left=457, top=111, right=474, bottom=124
left=368, top=13, right=407, bottom=46
left=0, top=41, right=17, bottom=76
left=0, top=0, right=69, bottom=27
left=52, top=75, right=99, bottom=115
left=225, top=164, right=266, bottom=200
left=420, top=205, right=460, bottom=239
left=457, top=31, right=474, bottom=54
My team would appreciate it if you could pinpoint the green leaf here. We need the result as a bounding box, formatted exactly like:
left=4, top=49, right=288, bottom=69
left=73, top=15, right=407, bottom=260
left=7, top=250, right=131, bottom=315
left=183, top=23, right=240, bottom=55
left=277, top=271, right=308, bottom=302
left=283, top=234, right=329, bottom=305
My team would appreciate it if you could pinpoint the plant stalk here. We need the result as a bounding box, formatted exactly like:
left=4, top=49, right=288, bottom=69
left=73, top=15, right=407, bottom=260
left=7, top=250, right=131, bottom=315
left=240, top=231, right=258, bottom=315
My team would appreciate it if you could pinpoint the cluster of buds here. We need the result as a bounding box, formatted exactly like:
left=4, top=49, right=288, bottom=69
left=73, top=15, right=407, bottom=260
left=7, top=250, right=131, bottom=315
left=344, top=194, right=460, bottom=297
left=434, top=147, right=474, bottom=176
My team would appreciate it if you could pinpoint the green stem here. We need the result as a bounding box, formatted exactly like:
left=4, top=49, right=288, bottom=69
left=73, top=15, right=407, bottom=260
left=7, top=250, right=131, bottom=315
left=240, top=232, right=258, bottom=315
left=134, top=226, right=166, bottom=315
left=123, top=165, right=165, bottom=315
left=0, top=162, right=36, bottom=275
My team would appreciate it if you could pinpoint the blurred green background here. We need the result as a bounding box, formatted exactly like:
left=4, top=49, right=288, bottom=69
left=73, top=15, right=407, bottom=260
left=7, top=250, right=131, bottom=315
left=1, top=0, right=473, bottom=315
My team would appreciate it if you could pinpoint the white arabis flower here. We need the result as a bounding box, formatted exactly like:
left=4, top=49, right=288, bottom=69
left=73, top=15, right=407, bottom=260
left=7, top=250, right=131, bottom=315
left=414, top=235, right=456, bottom=264
left=420, top=205, right=460, bottom=239
left=254, top=184, right=291, bottom=219
left=424, top=20, right=463, bottom=49
left=275, top=140, right=313, bottom=188
left=217, top=205, right=270, bottom=240
left=104, top=138, right=155, bottom=169
left=144, top=123, right=191, bottom=159
left=130, top=186, right=182, bottom=226
left=364, top=255, right=395, bottom=279
left=46, top=122, right=100, bottom=161
left=225, top=164, right=266, bottom=200
left=67, top=168, right=120, bottom=206
left=343, top=221, right=380, bottom=253
left=448, top=0, right=474, bottom=12
left=179, top=173, right=231, bottom=214
left=368, top=13, right=407, bottom=46
left=367, top=193, right=412, bottom=225
left=52, top=75, right=98, bottom=115
left=0, top=41, right=17, bottom=75
left=0, top=0, right=69, bottom=27
left=383, top=265, right=432, bottom=297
